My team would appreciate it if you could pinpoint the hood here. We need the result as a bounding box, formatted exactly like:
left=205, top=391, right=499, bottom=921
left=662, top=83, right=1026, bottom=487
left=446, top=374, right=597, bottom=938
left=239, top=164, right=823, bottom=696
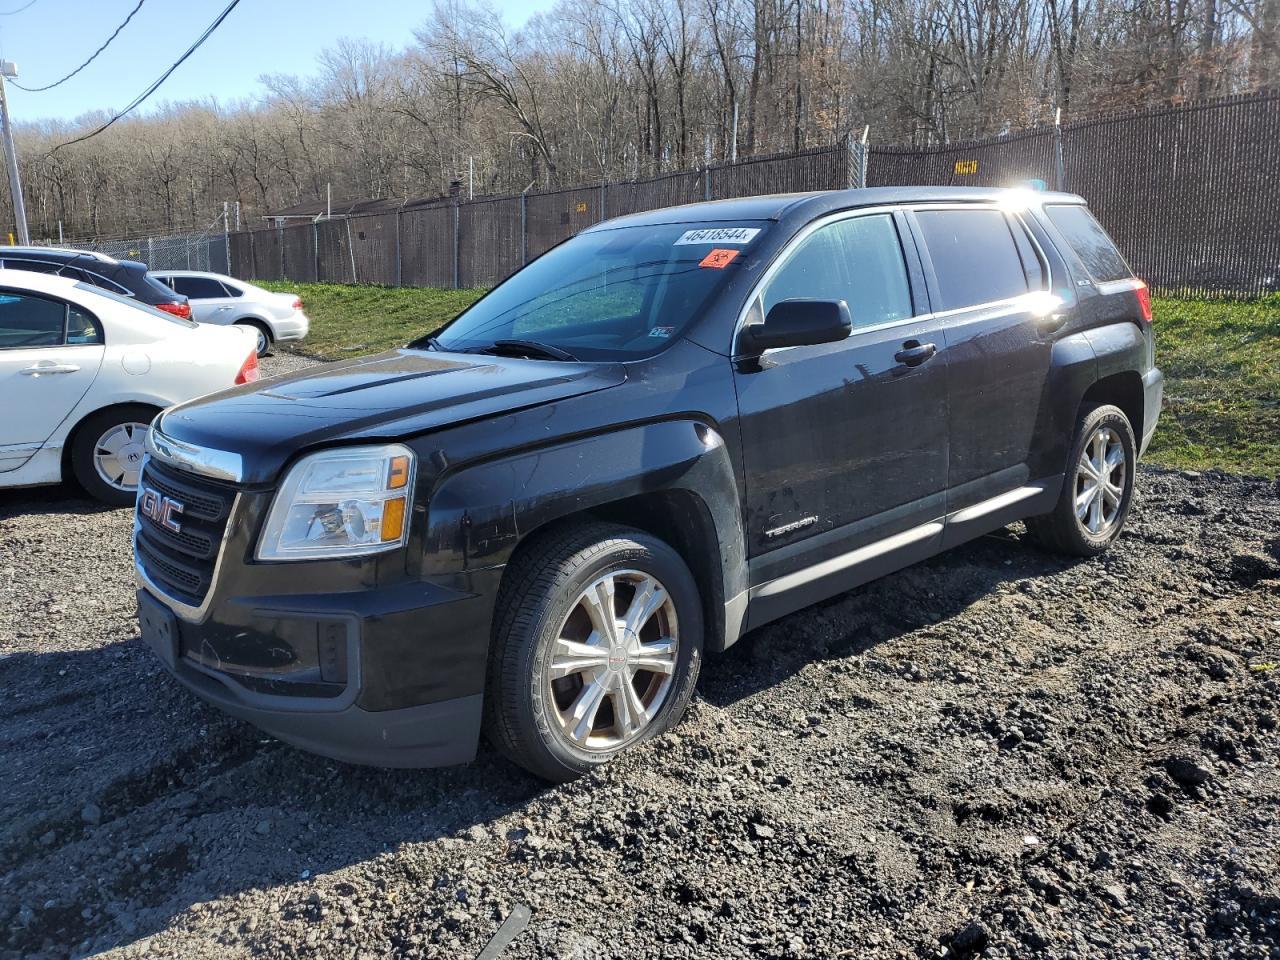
left=157, top=349, right=627, bottom=483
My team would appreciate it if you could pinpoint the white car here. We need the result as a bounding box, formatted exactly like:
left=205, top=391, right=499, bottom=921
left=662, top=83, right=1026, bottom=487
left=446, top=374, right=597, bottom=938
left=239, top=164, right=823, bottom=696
left=151, top=271, right=310, bottom=357
left=0, top=270, right=260, bottom=506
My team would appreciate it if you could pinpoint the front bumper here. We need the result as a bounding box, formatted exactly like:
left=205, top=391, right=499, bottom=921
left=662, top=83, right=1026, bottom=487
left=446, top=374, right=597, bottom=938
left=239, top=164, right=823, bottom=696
left=136, top=576, right=492, bottom=767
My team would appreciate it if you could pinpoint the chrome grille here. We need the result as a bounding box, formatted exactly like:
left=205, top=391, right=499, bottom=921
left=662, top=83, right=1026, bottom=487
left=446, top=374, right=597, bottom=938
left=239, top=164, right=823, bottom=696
left=135, top=458, right=235, bottom=606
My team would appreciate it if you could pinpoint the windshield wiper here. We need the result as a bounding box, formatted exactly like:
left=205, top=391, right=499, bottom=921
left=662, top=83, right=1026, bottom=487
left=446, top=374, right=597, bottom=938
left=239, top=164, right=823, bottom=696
left=479, top=339, right=579, bottom=361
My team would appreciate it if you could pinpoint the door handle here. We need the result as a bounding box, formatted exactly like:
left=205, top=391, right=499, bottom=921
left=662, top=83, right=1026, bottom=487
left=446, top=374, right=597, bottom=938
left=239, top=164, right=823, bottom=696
left=20, top=362, right=81, bottom=376
left=216, top=305, right=232, bottom=311
left=894, top=341, right=937, bottom=367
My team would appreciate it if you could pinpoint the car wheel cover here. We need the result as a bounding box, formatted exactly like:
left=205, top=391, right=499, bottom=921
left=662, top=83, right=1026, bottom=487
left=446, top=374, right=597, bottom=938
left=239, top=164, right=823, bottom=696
left=256, top=328, right=268, bottom=354
left=544, top=569, right=679, bottom=753
left=1075, top=424, right=1126, bottom=536
left=93, top=421, right=149, bottom=492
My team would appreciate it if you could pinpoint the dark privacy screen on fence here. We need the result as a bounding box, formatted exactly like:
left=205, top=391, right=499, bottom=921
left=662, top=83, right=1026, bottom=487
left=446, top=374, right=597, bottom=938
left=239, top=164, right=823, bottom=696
left=230, top=90, right=1280, bottom=299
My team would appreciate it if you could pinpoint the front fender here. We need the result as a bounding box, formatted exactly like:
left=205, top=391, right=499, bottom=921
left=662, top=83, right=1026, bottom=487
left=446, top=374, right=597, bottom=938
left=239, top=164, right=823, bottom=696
left=420, top=419, right=748, bottom=649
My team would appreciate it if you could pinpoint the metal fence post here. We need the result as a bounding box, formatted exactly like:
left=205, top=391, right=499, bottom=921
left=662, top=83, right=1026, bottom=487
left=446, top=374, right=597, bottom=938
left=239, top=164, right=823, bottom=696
left=703, top=165, right=712, bottom=201
left=345, top=218, right=357, bottom=283
left=278, top=224, right=286, bottom=279
left=222, top=202, right=231, bottom=275
left=313, top=221, right=320, bottom=282
left=1053, top=107, right=1066, bottom=191
left=520, top=193, right=527, bottom=266
left=453, top=202, right=460, bottom=289
left=247, top=230, right=255, bottom=280
left=395, top=209, right=403, bottom=287
left=600, top=181, right=606, bottom=221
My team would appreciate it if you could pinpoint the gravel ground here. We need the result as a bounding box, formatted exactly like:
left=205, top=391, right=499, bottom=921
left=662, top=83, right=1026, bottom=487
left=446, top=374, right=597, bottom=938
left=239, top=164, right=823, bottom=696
left=1, top=353, right=1278, bottom=959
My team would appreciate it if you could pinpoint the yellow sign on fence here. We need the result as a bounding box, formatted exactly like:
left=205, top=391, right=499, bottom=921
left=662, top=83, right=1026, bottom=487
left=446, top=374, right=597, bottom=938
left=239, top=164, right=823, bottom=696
left=575, top=201, right=589, bottom=213
left=954, top=160, right=979, bottom=176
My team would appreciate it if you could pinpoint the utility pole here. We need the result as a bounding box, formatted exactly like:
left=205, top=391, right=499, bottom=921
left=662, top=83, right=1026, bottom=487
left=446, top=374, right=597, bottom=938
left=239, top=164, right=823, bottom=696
left=0, top=62, right=30, bottom=246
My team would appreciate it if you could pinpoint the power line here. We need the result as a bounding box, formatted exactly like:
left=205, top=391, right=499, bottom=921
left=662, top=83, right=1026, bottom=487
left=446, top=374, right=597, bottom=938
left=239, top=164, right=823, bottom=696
left=48, top=0, right=243, bottom=156
left=0, top=0, right=40, bottom=16
left=13, top=0, right=146, bottom=92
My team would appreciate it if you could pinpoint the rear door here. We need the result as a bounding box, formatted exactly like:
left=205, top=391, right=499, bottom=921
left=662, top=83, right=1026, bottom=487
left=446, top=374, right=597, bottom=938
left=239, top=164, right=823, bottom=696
left=733, top=209, right=950, bottom=614
left=0, top=291, right=105, bottom=471
left=167, top=275, right=234, bottom=324
left=909, top=205, right=1055, bottom=514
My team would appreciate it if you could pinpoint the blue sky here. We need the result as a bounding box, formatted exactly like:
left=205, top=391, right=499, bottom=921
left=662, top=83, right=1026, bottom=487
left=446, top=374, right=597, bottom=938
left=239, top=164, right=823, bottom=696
left=0, top=0, right=553, bottom=124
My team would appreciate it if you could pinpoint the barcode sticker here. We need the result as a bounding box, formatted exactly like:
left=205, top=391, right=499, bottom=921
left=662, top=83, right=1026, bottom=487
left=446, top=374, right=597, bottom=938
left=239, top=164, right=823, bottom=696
left=675, top=227, right=761, bottom=245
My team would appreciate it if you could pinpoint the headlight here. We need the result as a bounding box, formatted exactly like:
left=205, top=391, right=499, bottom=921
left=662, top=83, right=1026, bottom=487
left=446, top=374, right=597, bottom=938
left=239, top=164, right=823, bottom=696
left=257, top=444, right=415, bottom=561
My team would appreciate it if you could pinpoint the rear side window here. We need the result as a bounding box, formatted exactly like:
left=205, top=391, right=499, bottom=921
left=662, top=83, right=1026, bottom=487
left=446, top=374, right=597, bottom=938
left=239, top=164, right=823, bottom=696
left=763, top=214, right=913, bottom=329
left=916, top=208, right=1029, bottom=310
left=219, top=280, right=245, bottom=297
left=1, top=257, right=59, bottom=275
left=0, top=292, right=100, bottom=348
left=1044, top=204, right=1131, bottom=282
left=170, top=276, right=228, bottom=299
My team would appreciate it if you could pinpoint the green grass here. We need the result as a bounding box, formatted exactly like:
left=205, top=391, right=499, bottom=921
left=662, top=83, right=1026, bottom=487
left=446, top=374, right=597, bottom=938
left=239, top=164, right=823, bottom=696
left=1147, top=295, right=1280, bottom=477
left=261, top=282, right=1280, bottom=478
left=259, top=281, right=483, bottom=359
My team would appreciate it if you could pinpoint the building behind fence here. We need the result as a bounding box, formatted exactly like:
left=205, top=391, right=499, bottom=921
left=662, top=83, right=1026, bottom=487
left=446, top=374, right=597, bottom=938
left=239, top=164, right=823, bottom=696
left=66, top=90, right=1280, bottom=299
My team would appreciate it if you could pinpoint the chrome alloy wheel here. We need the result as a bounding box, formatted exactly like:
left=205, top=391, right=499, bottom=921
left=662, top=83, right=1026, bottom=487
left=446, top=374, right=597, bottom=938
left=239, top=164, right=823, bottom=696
left=1075, top=425, right=1126, bottom=536
left=255, top=327, right=269, bottom=356
left=546, top=569, right=679, bottom=752
left=93, top=421, right=150, bottom=492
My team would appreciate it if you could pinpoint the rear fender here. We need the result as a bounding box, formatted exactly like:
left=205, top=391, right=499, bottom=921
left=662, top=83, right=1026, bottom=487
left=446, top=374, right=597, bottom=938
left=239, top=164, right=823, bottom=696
left=420, top=420, right=748, bottom=651
left=1029, top=330, right=1097, bottom=480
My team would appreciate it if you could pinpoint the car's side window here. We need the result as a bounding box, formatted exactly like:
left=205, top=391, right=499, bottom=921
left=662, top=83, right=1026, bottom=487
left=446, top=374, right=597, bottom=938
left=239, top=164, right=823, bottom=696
left=172, top=276, right=228, bottom=299
left=219, top=280, right=245, bottom=298
left=915, top=208, right=1030, bottom=311
left=762, top=213, right=913, bottom=329
left=67, top=306, right=102, bottom=345
left=0, top=293, right=88, bottom=350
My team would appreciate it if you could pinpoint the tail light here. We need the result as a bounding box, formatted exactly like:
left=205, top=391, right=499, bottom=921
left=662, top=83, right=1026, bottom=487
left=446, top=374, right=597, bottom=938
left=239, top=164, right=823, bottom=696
left=1134, top=280, right=1153, bottom=325
left=292, top=297, right=302, bottom=310
left=235, top=350, right=260, bottom=385
left=156, top=301, right=191, bottom=320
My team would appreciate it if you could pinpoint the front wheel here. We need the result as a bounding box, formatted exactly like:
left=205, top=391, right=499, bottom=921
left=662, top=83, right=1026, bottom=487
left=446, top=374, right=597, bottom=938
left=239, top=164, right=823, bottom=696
left=69, top=405, right=158, bottom=507
left=1027, top=402, right=1136, bottom=557
left=484, top=523, right=704, bottom=782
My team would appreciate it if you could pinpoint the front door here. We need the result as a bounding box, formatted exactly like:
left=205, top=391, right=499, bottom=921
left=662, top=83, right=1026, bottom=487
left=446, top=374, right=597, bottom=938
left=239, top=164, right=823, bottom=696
left=0, top=291, right=104, bottom=471
left=733, top=211, right=950, bottom=613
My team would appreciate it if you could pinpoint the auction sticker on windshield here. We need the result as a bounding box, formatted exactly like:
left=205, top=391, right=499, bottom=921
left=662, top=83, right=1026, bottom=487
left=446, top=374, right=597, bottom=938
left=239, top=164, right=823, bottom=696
left=674, top=227, right=761, bottom=245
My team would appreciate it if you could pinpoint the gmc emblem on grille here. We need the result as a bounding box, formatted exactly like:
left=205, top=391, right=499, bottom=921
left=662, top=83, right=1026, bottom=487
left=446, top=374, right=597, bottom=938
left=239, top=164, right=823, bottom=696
left=139, top=487, right=184, bottom=533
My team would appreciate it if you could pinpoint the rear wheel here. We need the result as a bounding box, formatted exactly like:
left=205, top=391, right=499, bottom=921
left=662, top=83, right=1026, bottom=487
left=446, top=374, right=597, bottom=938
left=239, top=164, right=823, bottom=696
left=236, top=320, right=272, bottom=357
left=69, top=404, right=158, bottom=507
left=1027, top=402, right=1136, bottom=557
left=484, top=523, right=703, bottom=782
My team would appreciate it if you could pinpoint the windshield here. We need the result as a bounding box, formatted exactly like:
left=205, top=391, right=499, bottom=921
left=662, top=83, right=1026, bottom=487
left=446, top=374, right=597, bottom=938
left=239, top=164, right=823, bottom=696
left=429, top=221, right=768, bottom=360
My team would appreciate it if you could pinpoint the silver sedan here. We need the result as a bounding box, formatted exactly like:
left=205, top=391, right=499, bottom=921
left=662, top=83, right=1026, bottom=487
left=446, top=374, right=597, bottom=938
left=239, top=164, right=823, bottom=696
left=151, top=271, right=310, bottom=357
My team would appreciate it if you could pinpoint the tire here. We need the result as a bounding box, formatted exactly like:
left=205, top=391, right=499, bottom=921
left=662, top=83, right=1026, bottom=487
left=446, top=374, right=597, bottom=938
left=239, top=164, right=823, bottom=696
left=1027, top=402, right=1136, bottom=557
left=484, top=522, right=704, bottom=782
left=236, top=320, right=272, bottom=357
left=69, top=404, right=158, bottom=507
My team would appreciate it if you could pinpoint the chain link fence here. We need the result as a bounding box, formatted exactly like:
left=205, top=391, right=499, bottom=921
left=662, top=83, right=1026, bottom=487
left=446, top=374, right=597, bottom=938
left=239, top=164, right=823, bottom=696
left=46, top=228, right=229, bottom=275
left=224, top=90, right=1278, bottom=299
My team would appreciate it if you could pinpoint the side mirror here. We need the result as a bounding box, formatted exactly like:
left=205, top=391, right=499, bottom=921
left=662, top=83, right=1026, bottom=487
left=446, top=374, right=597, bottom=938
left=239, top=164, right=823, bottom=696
left=737, top=299, right=852, bottom=356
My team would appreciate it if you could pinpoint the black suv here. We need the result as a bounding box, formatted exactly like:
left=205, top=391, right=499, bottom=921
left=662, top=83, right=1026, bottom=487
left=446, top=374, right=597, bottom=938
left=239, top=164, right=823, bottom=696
left=133, top=187, right=1162, bottom=781
left=0, top=247, right=190, bottom=318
